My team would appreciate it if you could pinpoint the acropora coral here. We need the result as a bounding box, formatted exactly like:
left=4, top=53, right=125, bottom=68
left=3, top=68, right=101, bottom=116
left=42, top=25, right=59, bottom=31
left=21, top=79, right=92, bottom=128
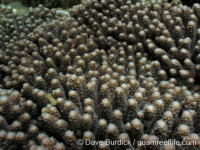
left=0, top=0, right=200, bottom=149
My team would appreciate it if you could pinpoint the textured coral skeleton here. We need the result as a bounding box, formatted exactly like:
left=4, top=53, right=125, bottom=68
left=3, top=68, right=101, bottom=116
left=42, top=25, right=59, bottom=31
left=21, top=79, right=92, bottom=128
left=0, top=0, right=200, bottom=149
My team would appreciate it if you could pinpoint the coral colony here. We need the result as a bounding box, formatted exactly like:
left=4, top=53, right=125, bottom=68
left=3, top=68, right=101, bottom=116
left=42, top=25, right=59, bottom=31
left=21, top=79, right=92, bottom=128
left=0, top=0, right=200, bottom=149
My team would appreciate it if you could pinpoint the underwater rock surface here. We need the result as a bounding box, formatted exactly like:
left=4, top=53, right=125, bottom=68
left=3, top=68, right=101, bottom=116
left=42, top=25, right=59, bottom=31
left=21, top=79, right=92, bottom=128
left=21, top=0, right=81, bottom=9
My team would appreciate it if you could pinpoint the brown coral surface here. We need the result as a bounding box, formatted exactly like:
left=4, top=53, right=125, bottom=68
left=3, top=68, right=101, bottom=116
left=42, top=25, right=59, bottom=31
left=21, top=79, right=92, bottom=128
left=0, top=0, right=200, bottom=150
